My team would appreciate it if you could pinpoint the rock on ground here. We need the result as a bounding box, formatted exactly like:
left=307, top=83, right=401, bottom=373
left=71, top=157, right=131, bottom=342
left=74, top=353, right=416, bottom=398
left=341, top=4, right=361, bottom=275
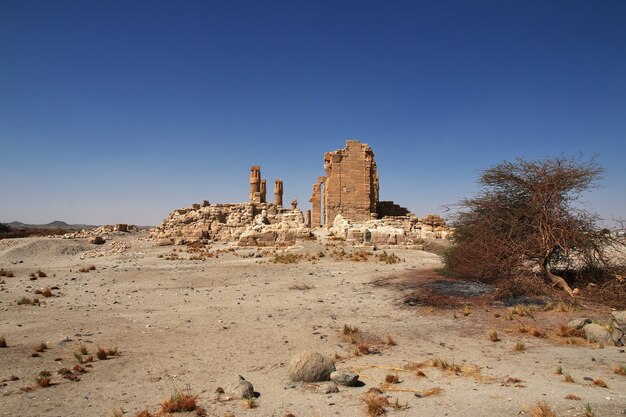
left=288, top=351, right=336, bottom=382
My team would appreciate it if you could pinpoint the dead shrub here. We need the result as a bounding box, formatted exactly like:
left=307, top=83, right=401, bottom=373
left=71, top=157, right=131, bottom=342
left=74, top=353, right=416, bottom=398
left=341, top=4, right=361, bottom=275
left=556, top=324, right=585, bottom=338
left=160, top=392, right=198, bottom=413
left=35, top=370, right=52, bottom=387
left=564, top=394, right=581, bottom=400
left=363, top=392, right=387, bottom=416
left=529, top=327, right=546, bottom=338
left=531, top=401, right=557, bottom=417
left=614, top=364, right=626, bottom=376
left=592, top=378, right=608, bottom=388
left=384, top=373, right=400, bottom=384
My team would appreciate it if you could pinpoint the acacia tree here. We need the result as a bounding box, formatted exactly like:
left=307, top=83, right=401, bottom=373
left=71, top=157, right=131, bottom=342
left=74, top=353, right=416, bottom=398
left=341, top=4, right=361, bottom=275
left=446, top=156, right=615, bottom=296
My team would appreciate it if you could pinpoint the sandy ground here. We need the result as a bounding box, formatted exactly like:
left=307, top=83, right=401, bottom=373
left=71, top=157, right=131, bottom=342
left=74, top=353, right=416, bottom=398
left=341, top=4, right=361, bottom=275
left=0, top=232, right=625, bottom=417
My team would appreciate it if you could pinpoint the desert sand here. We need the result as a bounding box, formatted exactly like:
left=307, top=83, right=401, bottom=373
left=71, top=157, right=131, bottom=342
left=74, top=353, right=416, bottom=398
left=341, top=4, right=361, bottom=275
left=1, top=232, right=625, bottom=417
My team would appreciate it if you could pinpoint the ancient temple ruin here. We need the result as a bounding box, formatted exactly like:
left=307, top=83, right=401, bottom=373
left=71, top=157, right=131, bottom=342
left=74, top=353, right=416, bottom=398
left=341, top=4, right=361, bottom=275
left=151, top=140, right=449, bottom=246
left=310, top=140, right=410, bottom=227
left=151, top=165, right=308, bottom=246
left=308, top=140, right=450, bottom=243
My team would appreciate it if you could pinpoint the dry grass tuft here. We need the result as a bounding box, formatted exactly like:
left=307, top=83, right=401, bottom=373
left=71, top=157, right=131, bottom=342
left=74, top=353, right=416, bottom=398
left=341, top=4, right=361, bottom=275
left=384, top=373, right=400, bottom=384
left=17, top=296, right=39, bottom=305
left=415, top=387, right=443, bottom=397
left=357, top=342, right=372, bottom=355
left=377, top=251, right=401, bottom=264
left=514, top=342, right=526, bottom=351
left=40, top=287, right=53, bottom=297
left=96, top=348, right=108, bottom=360
left=35, top=370, right=52, bottom=387
left=564, top=394, right=581, bottom=400
left=583, top=403, right=595, bottom=417
left=613, top=364, right=626, bottom=376
left=241, top=398, right=257, bottom=409
left=342, top=324, right=359, bottom=335
left=529, top=327, right=546, bottom=338
left=134, top=410, right=154, bottom=417
left=78, top=343, right=89, bottom=355
left=385, top=335, right=396, bottom=346
left=592, top=378, right=607, bottom=388
left=531, top=401, right=556, bottom=417
left=555, top=365, right=563, bottom=375
left=563, top=373, right=575, bottom=383
left=556, top=324, right=586, bottom=338
left=273, top=253, right=302, bottom=264
left=488, top=330, right=500, bottom=342
left=160, top=392, right=198, bottom=413
left=363, top=392, right=387, bottom=416
left=34, top=342, right=47, bottom=353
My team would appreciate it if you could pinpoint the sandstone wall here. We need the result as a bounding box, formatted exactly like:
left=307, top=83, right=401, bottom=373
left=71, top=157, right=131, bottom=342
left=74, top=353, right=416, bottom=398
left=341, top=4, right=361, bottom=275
left=323, top=140, right=379, bottom=224
left=329, top=213, right=450, bottom=245
left=150, top=201, right=311, bottom=246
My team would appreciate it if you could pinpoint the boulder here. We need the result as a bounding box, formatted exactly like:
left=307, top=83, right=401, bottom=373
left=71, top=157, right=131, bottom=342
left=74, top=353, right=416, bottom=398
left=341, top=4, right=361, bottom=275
left=288, top=351, right=336, bottom=382
left=612, top=311, right=626, bottom=327
left=88, top=236, right=105, bottom=245
left=567, top=318, right=592, bottom=330
left=225, top=375, right=254, bottom=399
left=330, top=370, right=360, bottom=386
left=583, top=323, right=612, bottom=345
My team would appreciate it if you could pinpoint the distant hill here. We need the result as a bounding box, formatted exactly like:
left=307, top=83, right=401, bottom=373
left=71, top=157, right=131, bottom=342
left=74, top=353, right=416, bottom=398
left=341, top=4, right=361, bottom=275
left=7, top=221, right=98, bottom=230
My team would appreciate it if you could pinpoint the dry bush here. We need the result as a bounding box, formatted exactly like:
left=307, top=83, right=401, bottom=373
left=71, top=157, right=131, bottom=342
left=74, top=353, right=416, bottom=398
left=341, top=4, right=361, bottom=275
left=377, top=251, right=401, bottom=264
left=531, top=401, right=557, bottom=417
left=342, top=324, right=359, bottom=335
left=17, top=296, right=39, bottom=305
left=40, top=287, right=53, bottom=297
left=384, top=373, right=400, bottom=384
left=135, top=410, right=154, bottom=417
left=160, top=392, right=198, bottom=413
left=78, top=343, right=89, bottom=355
left=73, top=364, right=87, bottom=373
left=564, top=394, right=580, bottom=400
left=514, top=342, right=526, bottom=351
left=592, top=378, right=607, bottom=388
left=556, top=324, right=585, bottom=338
left=555, top=366, right=563, bottom=375
left=363, top=392, right=387, bottom=416
left=350, top=250, right=370, bottom=262
left=96, top=348, right=108, bottom=360
left=488, top=330, right=500, bottom=342
left=614, top=364, right=626, bottom=376
left=584, top=403, right=595, bottom=417
left=35, top=371, right=52, bottom=387
left=563, top=373, right=575, bottom=383
left=34, top=342, right=47, bottom=353
left=529, top=327, right=546, bottom=338
left=356, top=342, right=371, bottom=355
left=273, top=253, right=302, bottom=264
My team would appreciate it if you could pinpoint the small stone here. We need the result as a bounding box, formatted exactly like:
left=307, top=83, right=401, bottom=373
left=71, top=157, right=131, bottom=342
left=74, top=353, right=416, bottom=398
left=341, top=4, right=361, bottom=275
left=330, top=370, right=360, bottom=386
left=316, top=382, right=338, bottom=394
left=226, top=375, right=254, bottom=399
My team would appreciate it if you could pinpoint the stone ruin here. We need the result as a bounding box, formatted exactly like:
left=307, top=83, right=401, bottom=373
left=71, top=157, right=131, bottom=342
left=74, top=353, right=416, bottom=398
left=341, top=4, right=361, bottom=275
left=310, top=140, right=450, bottom=244
left=150, top=139, right=449, bottom=246
left=150, top=167, right=310, bottom=246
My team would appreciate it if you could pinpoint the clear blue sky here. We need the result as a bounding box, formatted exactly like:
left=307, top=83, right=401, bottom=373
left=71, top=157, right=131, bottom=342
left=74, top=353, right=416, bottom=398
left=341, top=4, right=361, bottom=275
left=1, top=1, right=625, bottom=226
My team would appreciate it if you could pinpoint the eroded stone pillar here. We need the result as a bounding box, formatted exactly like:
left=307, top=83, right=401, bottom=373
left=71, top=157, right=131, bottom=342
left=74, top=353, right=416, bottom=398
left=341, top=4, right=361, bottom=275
left=274, top=179, right=283, bottom=206
left=249, top=165, right=261, bottom=203
left=260, top=179, right=267, bottom=203
left=309, top=176, right=326, bottom=228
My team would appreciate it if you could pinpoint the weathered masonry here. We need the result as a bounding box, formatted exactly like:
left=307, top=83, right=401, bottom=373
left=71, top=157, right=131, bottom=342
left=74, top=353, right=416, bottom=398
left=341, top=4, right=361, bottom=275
left=310, top=140, right=408, bottom=227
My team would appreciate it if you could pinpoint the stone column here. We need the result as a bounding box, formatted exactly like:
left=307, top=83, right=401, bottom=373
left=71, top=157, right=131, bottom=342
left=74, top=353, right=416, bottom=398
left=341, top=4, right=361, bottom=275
left=274, top=179, right=283, bottom=206
left=249, top=165, right=261, bottom=203
left=260, top=179, right=267, bottom=203
left=306, top=209, right=311, bottom=228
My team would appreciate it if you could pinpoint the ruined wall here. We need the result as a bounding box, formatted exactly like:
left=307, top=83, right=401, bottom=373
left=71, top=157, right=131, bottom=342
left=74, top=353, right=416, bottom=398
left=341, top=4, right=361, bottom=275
left=150, top=201, right=310, bottom=246
left=322, top=140, right=379, bottom=224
